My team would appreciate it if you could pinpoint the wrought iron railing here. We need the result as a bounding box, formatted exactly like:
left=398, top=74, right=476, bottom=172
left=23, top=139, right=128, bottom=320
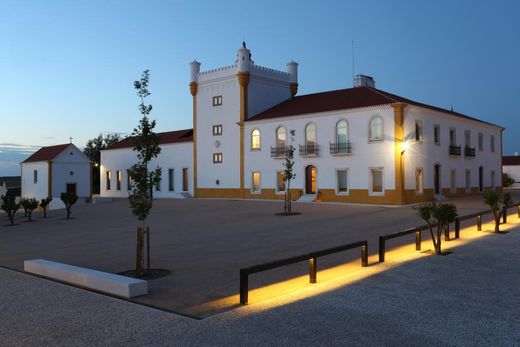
left=449, top=145, right=461, bottom=156
left=464, top=146, right=476, bottom=157
left=270, top=146, right=287, bottom=158
left=329, top=142, right=352, bottom=155
left=299, top=144, right=319, bottom=156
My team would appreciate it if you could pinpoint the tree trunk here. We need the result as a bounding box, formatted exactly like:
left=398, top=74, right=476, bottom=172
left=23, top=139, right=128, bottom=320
left=494, top=209, right=501, bottom=233
left=43, top=208, right=47, bottom=218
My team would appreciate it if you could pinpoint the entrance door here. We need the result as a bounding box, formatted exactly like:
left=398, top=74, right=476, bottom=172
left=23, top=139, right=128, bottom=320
left=479, top=167, right=483, bottom=192
left=434, top=164, right=440, bottom=195
left=305, top=165, right=316, bottom=194
left=182, top=168, right=188, bottom=192
left=66, top=183, right=77, bottom=195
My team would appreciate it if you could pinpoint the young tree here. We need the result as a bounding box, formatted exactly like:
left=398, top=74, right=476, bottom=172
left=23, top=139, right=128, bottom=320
left=283, top=145, right=296, bottom=214
left=483, top=190, right=513, bottom=232
left=23, top=198, right=39, bottom=222
left=415, top=202, right=458, bottom=255
left=20, top=198, right=29, bottom=217
left=128, top=70, right=162, bottom=277
left=40, top=197, right=52, bottom=218
left=84, top=133, right=122, bottom=194
left=60, top=192, right=78, bottom=219
left=1, top=193, right=19, bottom=226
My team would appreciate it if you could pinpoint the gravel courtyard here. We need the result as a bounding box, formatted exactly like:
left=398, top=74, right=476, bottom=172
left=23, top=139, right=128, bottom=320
left=1, top=193, right=519, bottom=318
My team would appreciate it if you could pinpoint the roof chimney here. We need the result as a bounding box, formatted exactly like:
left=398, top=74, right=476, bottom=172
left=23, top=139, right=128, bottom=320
left=354, top=74, right=375, bottom=88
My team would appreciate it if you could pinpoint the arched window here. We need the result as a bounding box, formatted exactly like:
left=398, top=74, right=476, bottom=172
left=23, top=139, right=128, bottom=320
left=336, top=120, right=348, bottom=145
left=251, top=129, right=261, bottom=150
left=369, top=116, right=383, bottom=142
left=276, top=127, right=286, bottom=148
left=305, top=123, right=316, bottom=146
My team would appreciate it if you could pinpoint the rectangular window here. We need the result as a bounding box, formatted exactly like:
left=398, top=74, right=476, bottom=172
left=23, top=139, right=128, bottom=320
left=415, top=120, right=423, bottom=142
left=212, top=95, right=222, bottom=106
left=370, top=168, right=383, bottom=195
left=337, top=169, right=349, bottom=193
left=116, top=170, right=122, bottom=191
left=182, top=168, right=189, bottom=192
left=490, top=135, right=495, bottom=152
left=434, top=124, right=440, bottom=145
left=33, top=170, right=38, bottom=183
left=276, top=171, right=286, bottom=192
left=464, top=130, right=471, bottom=147
left=106, top=171, right=111, bottom=190
left=168, top=168, right=174, bottom=191
left=251, top=172, right=261, bottom=193
left=465, top=170, right=471, bottom=192
left=415, top=168, right=424, bottom=194
left=213, top=153, right=223, bottom=163
left=155, top=177, right=161, bottom=191
left=212, top=125, right=222, bottom=136
left=491, top=171, right=496, bottom=190
left=449, top=128, right=456, bottom=146
left=478, top=133, right=484, bottom=151
left=127, top=170, right=131, bottom=191
left=450, top=169, right=457, bottom=193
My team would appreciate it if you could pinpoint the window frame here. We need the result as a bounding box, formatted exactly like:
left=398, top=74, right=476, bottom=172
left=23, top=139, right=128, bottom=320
left=33, top=170, right=38, bottom=184
left=465, top=169, right=471, bottom=192
left=276, top=170, right=286, bottom=194
left=449, top=127, right=457, bottom=146
left=276, top=126, right=287, bottom=149
left=212, top=125, right=223, bottom=136
left=116, top=170, right=122, bottom=191
left=106, top=171, right=111, bottom=190
left=434, top=124, right=441, bottom=146
left=464, top=129, right=471, bottom=147
left=168, top=168, right=174, bottom=192
left=478, top=132, right=484, bottom=151
left=127, top=169, right=132, bottom=191
left=251, top=129, right=261, bottom=150
left=415, top=167, right=424, bottom=195
left=213, top=153, right=223, bottom=164
left=336, top=119, right=349, bottom=145
left=490, top=135, right=495, bottom=153
left=369, top=167, right=384, bottom=196
left=368, top=115, right=384, bottom=143
left=251, top=171, right=261, bottom=194
left=336, top=168, right=349, bottom=195
left=304, top=122, right=317, bottom=146
left=414, top=120, right=423, bottom=143
left=212, top=95, right=222, bottom=106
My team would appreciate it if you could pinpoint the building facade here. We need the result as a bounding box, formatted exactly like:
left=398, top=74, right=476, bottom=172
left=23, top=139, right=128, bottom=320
left=503, top=155, right=520, bottom=187
left=100, top=44, right=503, bottom=205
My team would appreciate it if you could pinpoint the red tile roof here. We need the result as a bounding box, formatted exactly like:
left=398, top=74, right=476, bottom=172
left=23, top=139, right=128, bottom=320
left=106, top=129, right=193, bottom=150
left=503, top=156, right=520, bottom=166
left=248, top=86, right=502, bottom=128
left=22, top=144, right=71, bottom=163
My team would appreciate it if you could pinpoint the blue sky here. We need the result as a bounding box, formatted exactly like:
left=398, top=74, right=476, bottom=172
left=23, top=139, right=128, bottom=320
left=1, top=0, right=519, bottom=175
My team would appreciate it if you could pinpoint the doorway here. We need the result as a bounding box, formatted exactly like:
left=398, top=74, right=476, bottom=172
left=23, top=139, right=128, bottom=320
left=66, top=183, right=77, bottom=195
left=434, top=164, right=441, bottom=195
left=479, top=166, right=483, bottom=192
left=305, top=165, right=316, bottom=194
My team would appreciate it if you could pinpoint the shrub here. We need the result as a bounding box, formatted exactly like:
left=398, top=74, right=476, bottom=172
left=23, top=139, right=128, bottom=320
left=1, top=194, right=19, bottom=226
left=60, top=192, right=78, bottom=219
left=40, top=197, right=52, bottom=218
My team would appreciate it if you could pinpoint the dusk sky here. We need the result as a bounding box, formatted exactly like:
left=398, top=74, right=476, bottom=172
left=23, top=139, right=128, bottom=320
left=1, top=0, right=519, bottom=176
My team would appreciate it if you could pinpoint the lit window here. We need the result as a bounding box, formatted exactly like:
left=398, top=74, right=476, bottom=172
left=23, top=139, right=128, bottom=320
left=276, top=127, right=286, bottom=148
left=465, top=170, right=471, bottom=192
left=33, top=170, right=38, bottom=184
left=337, top=169, right=348, bottom=193
left=369, top=116, right=383, bottom=142
left=370, top=168, right=383, bottom=194
left=434, top=124, right=440, bottom=145
left=450, top=169, right=457, bottom=193
left=213, top=125, right=222, bottom=136
left=276, top=171, right=286, bottom=192
left=168, top=168, right=174, bottom=191
left=490, top=135, right=495, bottom=152
left=415, top=120, right=423, bottom=142
left=251, top=129, right=261, bottom=150
left=116, top=170, right=122, bottom=191
left=106, top=171, right=111, bottom=190
left=305, top=123, right=316, bottom=146
left=213, top=153, right=223, bottom=163
left=478, top=133, right=484, bottom=151
left=251, top=172, right=261, bottom=193
left=212, top=95, right=222, bottom=106
left=415, top=168, right=423, bottom=194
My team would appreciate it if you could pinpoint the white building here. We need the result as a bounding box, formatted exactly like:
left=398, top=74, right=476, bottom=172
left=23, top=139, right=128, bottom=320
left=503, top=155, right=520, bottom=187
left=21, top=143, right=91, bottom=209
left=100, top=43, right=503, bottom=205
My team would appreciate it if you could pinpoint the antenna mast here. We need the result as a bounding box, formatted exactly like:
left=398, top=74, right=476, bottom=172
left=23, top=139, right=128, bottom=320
left=352, top=40, right=355, bottom=87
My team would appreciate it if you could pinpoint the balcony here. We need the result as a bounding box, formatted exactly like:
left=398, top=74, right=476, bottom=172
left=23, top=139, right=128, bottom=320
left=270, top=146, right=287, bottom=158
left=299, top=144, right=319, bottom=157
left=329, top=142, right=352, bottom=155
left=464, top=146, right=476, bottom=157
left=449, top=145, right=461, bottom=156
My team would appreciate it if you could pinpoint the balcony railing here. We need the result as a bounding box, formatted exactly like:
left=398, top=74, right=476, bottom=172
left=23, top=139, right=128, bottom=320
left=449, top=145, right=461, bottom=156
left=464, top=146, right=476, bottom=157
left=329, top=142, right=352, bottom=155
left=299, top=144, right=319, bottom=157
left=270, top=146, right=288, bottom=158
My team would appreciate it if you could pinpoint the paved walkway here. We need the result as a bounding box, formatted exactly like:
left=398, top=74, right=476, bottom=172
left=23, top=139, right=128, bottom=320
left=1, top=192, right=519, bottom=318
left=2, top=216, right=520, bottom=346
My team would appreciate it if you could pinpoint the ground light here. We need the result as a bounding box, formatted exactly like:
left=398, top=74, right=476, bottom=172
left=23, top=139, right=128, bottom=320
left=189, top=214, right=520, bottom=315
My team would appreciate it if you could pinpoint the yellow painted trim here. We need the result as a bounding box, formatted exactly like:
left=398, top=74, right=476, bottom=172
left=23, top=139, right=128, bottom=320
left=392, top=103, right=407, bottom=205
left=190, top=82, right=198, bottom=197
left=237, top=72, right=250, bottom=197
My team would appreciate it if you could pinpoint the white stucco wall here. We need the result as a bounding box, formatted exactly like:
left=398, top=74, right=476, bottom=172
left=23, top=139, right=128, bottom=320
left=100, top=141, right=193, bottom=198
left=403, top=106, right=502, bottom=192
left=51, top=145, right=91, bottom=198
left=21, top=161, right=49, bottom=200
left=243, top=106, right=396, bottom=194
